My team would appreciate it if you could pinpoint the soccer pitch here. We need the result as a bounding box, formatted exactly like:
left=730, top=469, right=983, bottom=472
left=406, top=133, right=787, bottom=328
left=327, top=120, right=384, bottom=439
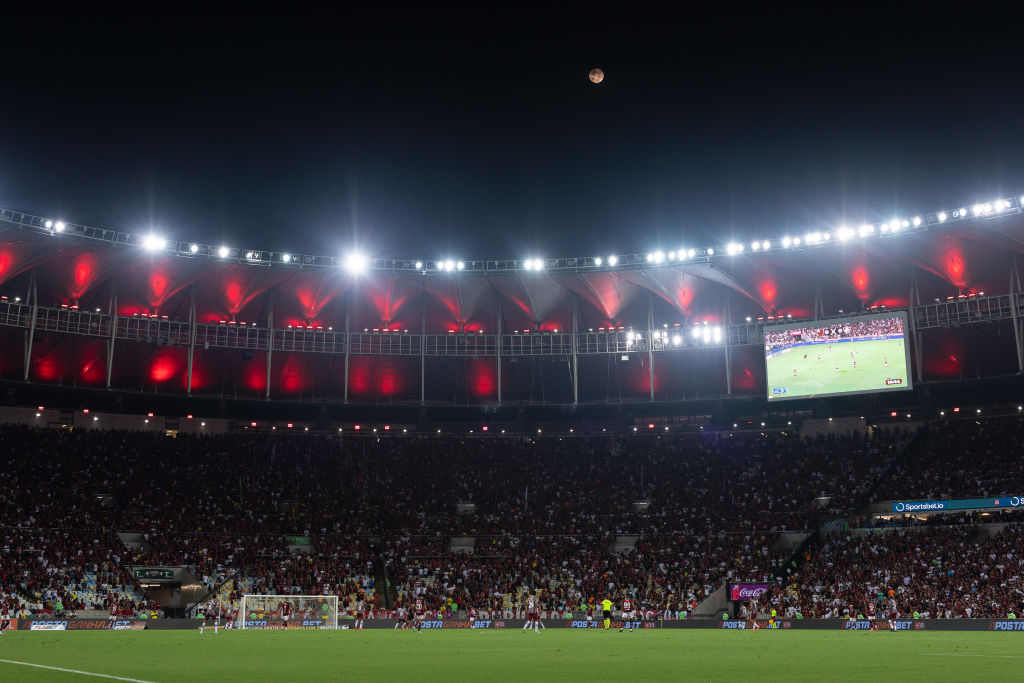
left=1, top=630, right=1022, bottom=682
left=766, top=338, right=909, bottom=400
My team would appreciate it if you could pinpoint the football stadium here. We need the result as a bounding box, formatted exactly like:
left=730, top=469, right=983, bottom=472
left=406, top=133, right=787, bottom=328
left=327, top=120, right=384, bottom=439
left=4, top=9, right=1024, bottom=683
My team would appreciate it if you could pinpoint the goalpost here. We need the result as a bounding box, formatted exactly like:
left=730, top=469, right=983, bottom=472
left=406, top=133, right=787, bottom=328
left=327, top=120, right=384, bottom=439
left=239, top=595, right=339, bottom=629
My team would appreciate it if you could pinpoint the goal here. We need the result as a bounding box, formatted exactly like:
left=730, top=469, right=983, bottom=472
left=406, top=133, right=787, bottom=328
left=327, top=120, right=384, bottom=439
left=239, top=595, right=338, bottom=629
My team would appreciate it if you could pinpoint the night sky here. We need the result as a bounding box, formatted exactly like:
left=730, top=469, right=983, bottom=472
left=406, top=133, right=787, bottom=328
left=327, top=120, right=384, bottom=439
left=3, top=8, right=1023, bottom=261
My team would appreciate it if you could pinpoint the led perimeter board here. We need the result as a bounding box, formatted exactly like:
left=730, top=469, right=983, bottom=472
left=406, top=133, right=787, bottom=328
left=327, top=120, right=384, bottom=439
left=764, top=311, right=912, bottom=401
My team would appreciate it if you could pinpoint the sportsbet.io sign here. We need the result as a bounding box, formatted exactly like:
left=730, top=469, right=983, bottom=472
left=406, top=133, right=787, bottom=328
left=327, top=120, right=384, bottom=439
left=891, top=496, right=1024, bottom=513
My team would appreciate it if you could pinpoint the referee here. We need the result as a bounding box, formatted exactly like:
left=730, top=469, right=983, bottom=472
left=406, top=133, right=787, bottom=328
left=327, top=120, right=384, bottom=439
left=601, top=597, right=613, bottom=630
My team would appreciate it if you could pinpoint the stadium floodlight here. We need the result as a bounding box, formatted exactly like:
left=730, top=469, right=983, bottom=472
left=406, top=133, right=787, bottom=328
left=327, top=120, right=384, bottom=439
left=745, top=316, right=752, bottom=322
left=456, top=261, right=465, bottom=270
left=687, top=248, right=697, bottom=258
left=858, top=224, right=873, bottom=237
left=343, top=252, right=368, bottom=273
left=44, top=219, right=53, bottom=229
left=189, top=244, right=200, bottom=254
left=889, top=218, right=900, bottom=232
left=281, top=253, right=291, bottom=262
left=751, top=242, right=760, bottom=252
left=837, top=227, right=854, bottom=241
left=781, top=236, right=792, bottom=248
left=668, top=251, right=676, bottom=260
left=534, top=259, right=545, bottom=270
left=608, top=255, right=618, bottom=265
left=726, top=242, right=743, bottom=255
left=706, top=247, right=714, bottom=255
left=414, top=260, right=423, bottom=269
left=901, top=219, right=910, bottom=228
left=523, top=259, right=533, bottom=271
left=937, top=212, right=948, bottom=222
left=822, top=232, right=830, bottom=241
left=218, top=246, right=230, bottom=258
left=245, top=251, right=254, bottom=259
left=594, top=256, right=603, bottom=266
left=761, top=241, right=770, bottom=250
left=672, top=334, right=682, bottom=346
left=912, top=216, right=922, bottom=227
left=712, top=327, right=722, bottom=342
left=646, top=253, right=654, bottom=263
left=805, top=232, right=821, bottom=244
left=792, top=237, right=801, bottom=246
left=444, top=260, right=454, bottom=271
left=54, top=221, right=65, bottom=232
left=142, top=234, right=167, bottom=251
left=653, top=250, right=665, bottom=263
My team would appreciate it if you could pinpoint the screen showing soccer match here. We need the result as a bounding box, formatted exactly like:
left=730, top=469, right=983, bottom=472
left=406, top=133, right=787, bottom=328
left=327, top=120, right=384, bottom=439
left=764, top=311, right=912, bottom=401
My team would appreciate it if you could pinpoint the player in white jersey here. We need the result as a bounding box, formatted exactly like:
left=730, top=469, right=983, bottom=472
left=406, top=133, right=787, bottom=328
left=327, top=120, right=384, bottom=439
left=522, top=594, right=543, bottom=633
left=200, top=600, right=219, bottom=634
left=353, top=598, right=366, bottom=631
left=0, top=599, right=10, bottom=634
left=619, top=597, right=637, bottom=632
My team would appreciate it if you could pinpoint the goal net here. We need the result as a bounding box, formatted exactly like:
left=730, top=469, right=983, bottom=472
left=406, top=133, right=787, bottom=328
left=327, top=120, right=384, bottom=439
left=239, top=595, right=338, bottom=629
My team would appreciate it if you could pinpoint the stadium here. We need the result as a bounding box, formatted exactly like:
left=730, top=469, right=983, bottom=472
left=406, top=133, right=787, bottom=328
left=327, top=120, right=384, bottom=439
left=3, top=198, right=1024, bottom=681
left=5, top=9, right=1024, bottom=683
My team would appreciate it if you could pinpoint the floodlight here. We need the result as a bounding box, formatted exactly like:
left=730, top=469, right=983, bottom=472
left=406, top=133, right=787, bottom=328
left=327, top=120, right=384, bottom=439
left=805, top=232, right=821, bottom=244
left=594, top=256, right=603, bottom=266
left=781, top=237, right=792, bottom=248
left=534, top=259, right=545, bottom=270
left=672, top=335, right=681, bottom=346
left=822, top=233, right=830, bottom=241
left=792, top=237, right=801, bottom=246
left=687, top=248, right=697, bottom=258
left=692, top=328, right=701, bottom=339
left=608, top=255, right=618, bottom=265
left=44, top=219, right=54, bottom=229
left=937, top=212, right=948, bottom=222
left=889, top=219, right=901, bottom=232
left=456, top=261, right=465, bottom=270
left=668, top=251, right=676, bottom=259
left=218, top=246, right=230, bottom=258
left=523, top=259, right=533, bottom=271
left=858, top=224, right=873, bottom=237
left=245, top=251, right=253, bottom=259
left=281, top=253, right=291, bottom=262
left=142, top=234, right=167, bottom=251
left=712, top=327, right=722, bottom=342
left=837, top=227, right=854, bottom=241
left=912, top=216, right=922, bottom=226
left=751, top=242, right=760, bottom=252
left=761, top=241, right=770, bottom=250
left=444, top=260, right=454, bottom=271
left=415, top=260, right=423, bottom=269
left=653, top=250, right=664, bottom=263
left=54, top=221, right=66, bottom=232
left=706, top=248, right=714, bottom=255
left=745, top=316, right=751, bottom=322
left=189, top=244, right=199, bottom=254
left=901, top=220, right=910, bottom=228
left=646, top=253, right=654, bottom=263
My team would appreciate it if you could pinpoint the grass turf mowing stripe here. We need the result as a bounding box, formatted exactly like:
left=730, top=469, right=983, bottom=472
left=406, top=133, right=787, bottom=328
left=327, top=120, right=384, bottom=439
left=0, top=659, right=157, bottom=683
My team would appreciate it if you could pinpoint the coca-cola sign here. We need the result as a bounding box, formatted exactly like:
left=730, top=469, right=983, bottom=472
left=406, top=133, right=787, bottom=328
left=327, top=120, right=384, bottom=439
left=729, top=583, right=769, bottom=601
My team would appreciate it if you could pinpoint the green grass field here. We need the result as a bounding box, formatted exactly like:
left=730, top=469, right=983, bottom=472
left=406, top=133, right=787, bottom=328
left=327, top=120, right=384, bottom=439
left=2, top=630, right=1022, bottom=682
left=766, top=338, right=908, bottom=399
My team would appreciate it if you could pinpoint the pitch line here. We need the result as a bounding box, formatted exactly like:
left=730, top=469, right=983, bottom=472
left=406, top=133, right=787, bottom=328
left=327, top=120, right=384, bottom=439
left=919, top=653, right=1024, bottom=659
left=0, top=659, right=158, bottom=682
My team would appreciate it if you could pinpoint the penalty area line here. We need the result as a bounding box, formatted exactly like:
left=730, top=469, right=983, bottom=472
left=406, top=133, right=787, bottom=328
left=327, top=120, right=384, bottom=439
left=0, top=658, right=158, bottom=682
left=919, top=653, right=1024, bottom=659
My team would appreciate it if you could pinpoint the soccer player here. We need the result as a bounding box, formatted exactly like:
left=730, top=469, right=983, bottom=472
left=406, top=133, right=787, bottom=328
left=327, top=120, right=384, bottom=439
left=0, top=599, right=10, bottom=634
left=279, top=600, right=292, bottom=630
left=467, top=606, right=477, bottom=629
left=394, top=604, right=409, bottom=630
left=226, top=604, right=238, bottom=630
left=884, top=356, right=889, bottom=367
left=523, top=594, right=542, bottom=632
left=413, top=598, right=426, bottom=632
left=354, top=597, right=366, bottom=631
left=586, top=601, right=595, bottom=625
left=619, top=597, right=636, bottom=632
left=601, top=597, right=613, bottom=629
left=108, top=600, right=118, bottom=630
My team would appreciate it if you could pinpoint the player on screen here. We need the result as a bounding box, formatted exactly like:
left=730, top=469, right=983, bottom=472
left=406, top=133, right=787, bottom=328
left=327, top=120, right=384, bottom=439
left=884, top=356, right=889, bottom=367
left=279, top=600, right=292, bottom=629
left=523, top=594, right=542, bottom=632
left=394, top=604, right=409, bottom=630
left=468, top=606, right=478, bottom=629
left=354, top=597, right=366, bottom=631
left=619, top=597, right=637, bottom=632
left=413, top=598, right=426, bottom=632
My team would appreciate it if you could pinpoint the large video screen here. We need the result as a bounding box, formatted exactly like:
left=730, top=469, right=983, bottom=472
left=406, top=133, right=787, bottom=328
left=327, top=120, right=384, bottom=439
left=765, top=311, right=912, bottom=401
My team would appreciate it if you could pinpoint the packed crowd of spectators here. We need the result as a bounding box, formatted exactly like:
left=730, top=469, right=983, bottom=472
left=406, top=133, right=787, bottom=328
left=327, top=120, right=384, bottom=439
left=765, top=317, right=904, bottom=352
left=0, top=421, right=920, bottom=618
left=760, top=524, right=1024, bottom=619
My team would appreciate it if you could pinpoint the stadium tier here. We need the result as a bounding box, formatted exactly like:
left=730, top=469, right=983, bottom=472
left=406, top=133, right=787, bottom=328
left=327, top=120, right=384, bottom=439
left=3, top=207, right=1024, bottom=408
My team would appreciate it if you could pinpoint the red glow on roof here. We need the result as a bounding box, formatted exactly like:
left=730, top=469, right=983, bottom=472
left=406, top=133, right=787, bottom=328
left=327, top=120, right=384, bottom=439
left=851, top=266, right=870, bottom=296
left=149, top=357, right=177, bottom=383
left=758, top=279, right=777, bottom=304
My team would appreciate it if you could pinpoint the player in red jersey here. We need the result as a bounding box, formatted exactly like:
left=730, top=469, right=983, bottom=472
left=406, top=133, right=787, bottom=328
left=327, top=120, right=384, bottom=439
left=523, top=594, right=542, bottom=633
left=108, top=601, right=118, bottom=630
left=226, top=604, right=237, bottom=630
left=467, top=606, right=477, bottom=629
left=619, top=597, right=637, bottom=632
left=413, top=598, right=426, bottom=632
left=354, top=598, right=366, bottom=631
left=200, top=600, right=219, bottom=634
left=279, top=601, right=292, bottom=630
left=585, top=602, right=595, bottom=625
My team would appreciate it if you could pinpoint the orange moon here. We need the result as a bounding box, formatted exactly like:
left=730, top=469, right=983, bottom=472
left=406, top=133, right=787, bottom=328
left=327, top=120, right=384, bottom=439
left=588, top=68, right=604, bottom=84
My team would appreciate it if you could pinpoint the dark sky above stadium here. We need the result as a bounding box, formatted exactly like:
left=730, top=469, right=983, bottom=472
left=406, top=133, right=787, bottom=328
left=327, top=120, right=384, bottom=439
left=3, top=8, right=1023, bottom=261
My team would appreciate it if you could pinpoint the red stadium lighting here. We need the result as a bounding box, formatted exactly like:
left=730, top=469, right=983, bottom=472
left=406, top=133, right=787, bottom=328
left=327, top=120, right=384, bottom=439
left=287, top=423, right=294, bottom=429
left=953, top=407, right=960, bottom=412
left=187, top=414, right=193, bottom=419
left=384, top=425, right=390, bottom=430
left=648, top=423, right=654, bottom=429
left=890, top=411, right=897, bottom=417
left=147, top=412, right=154, bottom=417
left=354, top=425, right=361, bottom=430
left=482, top=426, right=488, bottom=431
left=83, top=409, right=89, bottom=414
left=37, top=405, right=44, bottom=411
left=251, top=422, right=257, bottom=427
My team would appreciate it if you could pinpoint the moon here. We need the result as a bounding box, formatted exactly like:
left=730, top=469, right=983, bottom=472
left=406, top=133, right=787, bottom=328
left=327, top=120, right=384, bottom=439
left=588, top=68, right=604, bottom=84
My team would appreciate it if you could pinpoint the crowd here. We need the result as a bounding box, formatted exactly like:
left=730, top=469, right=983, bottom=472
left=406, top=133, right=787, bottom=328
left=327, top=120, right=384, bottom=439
left=765, top=317, right=904, bottom=352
